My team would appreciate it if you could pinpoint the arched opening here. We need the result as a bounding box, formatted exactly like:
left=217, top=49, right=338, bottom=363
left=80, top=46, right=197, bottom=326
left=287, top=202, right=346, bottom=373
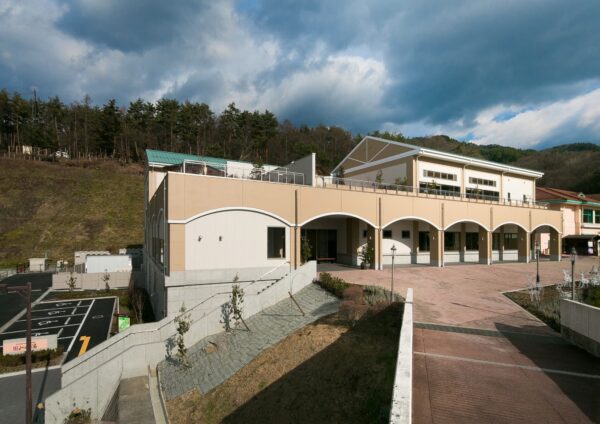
left=493, top=223, right=528, bottom=263
left=301, top=213, right=376, bottom=269
left=532, top=224, right=562, bottom=261
left=382, top=218, right=442, bottom=267
left=444, top=221, right=490, bottom=265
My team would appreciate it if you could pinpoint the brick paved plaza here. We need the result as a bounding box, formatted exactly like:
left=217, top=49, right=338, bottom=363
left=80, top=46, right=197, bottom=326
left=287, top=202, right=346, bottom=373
left=323, top=257, right=600, bottom=423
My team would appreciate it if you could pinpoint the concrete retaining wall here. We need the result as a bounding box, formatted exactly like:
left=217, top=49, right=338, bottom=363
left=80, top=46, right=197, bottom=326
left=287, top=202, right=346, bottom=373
left=560, top=298, right=600, bottom=357
left=390, top=288, right=413, bottom=424
left=52, top=271, right=141, bottom=291
left=44, top=261, right=317, bottom=423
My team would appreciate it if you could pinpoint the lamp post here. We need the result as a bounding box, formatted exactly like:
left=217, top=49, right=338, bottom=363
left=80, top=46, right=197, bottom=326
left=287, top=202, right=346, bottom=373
left=390, top=244, right=397, bottom=304
left=570, top=247, right=577, bottom=300
left=535, top=240, right=540, bottom=285
left=0, top=282, right=32, bottom=424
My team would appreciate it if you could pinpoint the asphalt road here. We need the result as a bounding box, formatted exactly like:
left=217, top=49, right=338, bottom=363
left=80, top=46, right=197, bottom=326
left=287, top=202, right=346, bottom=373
left=0, top=272, right=53, bottom=329
left=0, top=367, right=61, bottom=424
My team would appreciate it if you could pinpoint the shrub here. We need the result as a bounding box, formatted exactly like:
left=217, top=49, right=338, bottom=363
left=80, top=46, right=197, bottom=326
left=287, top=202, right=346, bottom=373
left=582, top=285, right=600, bottom=307
left=363, top=285, right=404, bottom=305
left=230, top=275, right=246, bottom=330
left=301, top=237, right=312, bottom=264
left=342, top=285, right=364, bottom=304
left=174, top=304, right=192, bottom=367
left=66, top=272, right=77, bottom=292
left=0, top=347, right=64, bottom=368
left=315, top=273, right=350, bottom=298
left=339, top=300, right=369, bottom=325
left=64, top=407, right=92, bottom=423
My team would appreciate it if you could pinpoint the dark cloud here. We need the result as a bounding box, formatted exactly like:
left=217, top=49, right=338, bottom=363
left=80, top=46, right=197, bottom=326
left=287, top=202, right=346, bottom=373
left=57, top=0, right=204, bottom=52
left=251, top=0, right=600, bottom=128
left=1, top=0, right=600, bottom=147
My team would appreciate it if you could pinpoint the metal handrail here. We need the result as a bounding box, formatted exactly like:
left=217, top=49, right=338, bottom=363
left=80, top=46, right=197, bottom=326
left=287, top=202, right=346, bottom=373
left=62, top=262, right=296, bottom=374
left=180, top=159, right=306, bottom=185
left=319, top=176, right=548, bottom=209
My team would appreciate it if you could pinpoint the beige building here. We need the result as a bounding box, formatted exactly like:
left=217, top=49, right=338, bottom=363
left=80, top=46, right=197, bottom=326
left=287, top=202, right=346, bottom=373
left=536, top=187, right=600, bottom=256
left=144, top=137, right=562, bottom=319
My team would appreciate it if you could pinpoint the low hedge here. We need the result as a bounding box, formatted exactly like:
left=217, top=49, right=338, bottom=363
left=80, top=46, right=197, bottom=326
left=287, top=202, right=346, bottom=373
left=0, top=346, right=64, bottom=368
left=314, top=272, right=350, bottom=298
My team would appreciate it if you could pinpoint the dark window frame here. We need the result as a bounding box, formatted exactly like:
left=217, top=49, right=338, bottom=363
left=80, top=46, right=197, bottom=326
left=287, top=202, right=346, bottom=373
left=267, top=227, right=286, bottom=259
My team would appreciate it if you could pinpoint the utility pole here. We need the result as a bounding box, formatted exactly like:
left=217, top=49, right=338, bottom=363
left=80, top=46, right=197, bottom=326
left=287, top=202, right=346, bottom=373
left=0, top=282, right=32, bottom=424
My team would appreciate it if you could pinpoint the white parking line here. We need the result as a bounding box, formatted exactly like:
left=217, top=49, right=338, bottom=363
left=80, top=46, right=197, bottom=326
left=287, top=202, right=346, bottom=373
left=17, top=313, right=86, bottom=322
left=31, top=306, right=78, bottom=313
left=1, top=323, right=81, bottom=334
left=66, top=299, right=95, bottom=357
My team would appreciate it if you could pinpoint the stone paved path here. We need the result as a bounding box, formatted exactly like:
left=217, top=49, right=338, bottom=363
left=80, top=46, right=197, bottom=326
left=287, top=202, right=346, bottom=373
left=158, top=283, right=339, bottom=400
left=325, top=259, right=600, bottom=423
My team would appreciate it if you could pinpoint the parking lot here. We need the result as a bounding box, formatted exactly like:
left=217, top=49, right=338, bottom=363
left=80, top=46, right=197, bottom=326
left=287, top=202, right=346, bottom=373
left=0, top=272, right=53, bottom=328
left=0, top=297, right=116, bottom=363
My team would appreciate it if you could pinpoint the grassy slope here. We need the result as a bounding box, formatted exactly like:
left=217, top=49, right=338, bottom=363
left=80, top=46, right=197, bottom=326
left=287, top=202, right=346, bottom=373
left=0, top=158, right=144, bottom=267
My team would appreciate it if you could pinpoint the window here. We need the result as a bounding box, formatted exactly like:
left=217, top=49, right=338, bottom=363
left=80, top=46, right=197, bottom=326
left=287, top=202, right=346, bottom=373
left=383, top=230, right=392, bottom=239
left=504, top=233, right=518, bottom=250
left=492, top=233, right=500, bottom=250
left=423, top=170, right=457, bottom=181
left=583, top=209, right=594, bottom=224
left=401, top=230, right=410, bottom=239
left=444, top=232, right=459, bottom=251
left=468, top=177, right=496, bottom=187
left=267, top=227, right=286, bottom=258
left=595, top=211, right=600, bottom=224
left=466, top=188, right=499, bottom=201
left=418, top=232, right=430, bottom=251
left=362, top=229, right=368, bottom=238
left=419, top=182, right=460, bottom=197
left=465, top=233, right=479, bottom=250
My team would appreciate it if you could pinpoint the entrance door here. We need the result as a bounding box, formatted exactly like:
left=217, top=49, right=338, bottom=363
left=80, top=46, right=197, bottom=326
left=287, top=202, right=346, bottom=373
left=302, top=229, right=337, bottom=261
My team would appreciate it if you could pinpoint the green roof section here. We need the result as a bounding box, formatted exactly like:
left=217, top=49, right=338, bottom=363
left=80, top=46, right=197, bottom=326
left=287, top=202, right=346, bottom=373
left=146, top=149, right=228, bottom=166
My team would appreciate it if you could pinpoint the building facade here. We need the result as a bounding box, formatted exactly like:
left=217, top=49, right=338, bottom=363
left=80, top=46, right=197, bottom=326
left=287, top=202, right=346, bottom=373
left=144, top=137, right=562, bottom=319
left=536, top=187, right=600, bottom=255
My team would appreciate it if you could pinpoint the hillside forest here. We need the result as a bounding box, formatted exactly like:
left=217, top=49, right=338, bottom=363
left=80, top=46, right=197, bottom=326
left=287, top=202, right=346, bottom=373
left=1, top=89, right=599, bottom=193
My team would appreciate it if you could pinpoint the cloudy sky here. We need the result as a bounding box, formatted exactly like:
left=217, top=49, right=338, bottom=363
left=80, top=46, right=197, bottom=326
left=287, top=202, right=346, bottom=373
left=1, top=0, right=600, bottom=149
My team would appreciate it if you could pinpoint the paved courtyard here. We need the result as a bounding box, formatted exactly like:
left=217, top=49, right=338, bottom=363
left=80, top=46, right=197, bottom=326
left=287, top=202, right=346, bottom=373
left=323, top=257, right=600, bottom=423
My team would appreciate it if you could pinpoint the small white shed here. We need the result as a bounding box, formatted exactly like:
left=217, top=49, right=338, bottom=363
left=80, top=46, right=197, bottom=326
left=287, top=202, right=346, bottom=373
left=28, top=258, right=49, bottom=272
left=85, top=255, right=132, bottom=273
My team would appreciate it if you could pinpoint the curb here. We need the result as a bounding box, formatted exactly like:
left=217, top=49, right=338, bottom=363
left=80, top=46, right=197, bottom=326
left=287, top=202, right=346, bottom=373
left=0, top=364, right=61, bottom=379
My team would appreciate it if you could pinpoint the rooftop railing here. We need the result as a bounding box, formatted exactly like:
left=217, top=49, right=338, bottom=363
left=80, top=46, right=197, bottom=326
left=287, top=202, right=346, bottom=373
left=179, top=159, right=305, bottom=185
left=317, top=176, right=549, bottom=209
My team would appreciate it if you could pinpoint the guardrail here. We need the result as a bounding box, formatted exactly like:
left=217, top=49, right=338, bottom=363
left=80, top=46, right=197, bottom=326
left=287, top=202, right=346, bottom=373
left=317, top=176, right=548, bottom=209
left=560, top=298, right=600, bottom=357
left=180, top=159, right=306, bottom=185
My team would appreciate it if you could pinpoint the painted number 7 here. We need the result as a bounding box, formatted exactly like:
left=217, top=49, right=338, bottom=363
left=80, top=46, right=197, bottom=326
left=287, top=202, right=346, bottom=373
left=78, top=336, right=91, bottom=356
